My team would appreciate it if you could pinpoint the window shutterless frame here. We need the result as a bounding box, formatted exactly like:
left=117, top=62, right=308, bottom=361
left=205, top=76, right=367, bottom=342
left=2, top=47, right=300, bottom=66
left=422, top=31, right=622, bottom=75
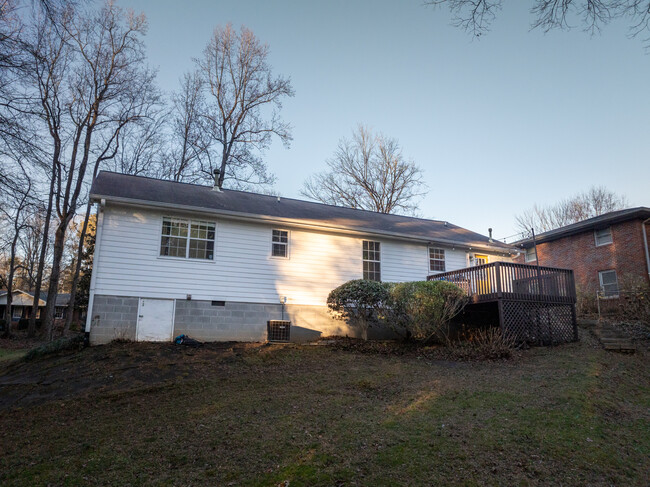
left=594, top=227, right=613, bottom=247
left=524, top=247, right=537, bottom=263
left=159, top=216, right=216, bottom=261
left=598, top=269, right=619, bottom=297
left=270, top=229, right=290, bottom=259
left=429, top=247, right=446, bottom=272
left=362, top=240, right=381, bottom=281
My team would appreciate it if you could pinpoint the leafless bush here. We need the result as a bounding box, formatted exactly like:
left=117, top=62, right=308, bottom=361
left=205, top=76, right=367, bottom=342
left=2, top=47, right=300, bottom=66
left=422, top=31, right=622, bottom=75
left=446, top=327, right=517, bottom=361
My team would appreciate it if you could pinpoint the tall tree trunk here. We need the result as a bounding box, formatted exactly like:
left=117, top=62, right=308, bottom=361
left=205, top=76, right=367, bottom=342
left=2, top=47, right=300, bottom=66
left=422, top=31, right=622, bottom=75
left=43, top=218, right=70, bottom=341
left=64, top=204, right=92, bottom=334
left=3, top=236, right=18, bottom=339
left=28, top=164, right=57, bottom=337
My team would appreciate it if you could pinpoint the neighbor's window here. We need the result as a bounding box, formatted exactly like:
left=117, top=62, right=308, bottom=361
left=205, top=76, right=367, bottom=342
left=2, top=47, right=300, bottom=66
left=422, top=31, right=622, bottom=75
left=525, top=247, right=537, bottom=263
left=594, top=227, right=613, bottom=246
left=54, top=307, right=65, bottom=319
left=363, top=240, right=381, bottom=281
left=272, top=229, right=289, bottom=258
left=598, top=270, right=619, bottom=297
left=12, top=307, right=22, bottom=319
left=429, top=248, right=446, bottom=272
left=160, top=217, right=215, bottom=260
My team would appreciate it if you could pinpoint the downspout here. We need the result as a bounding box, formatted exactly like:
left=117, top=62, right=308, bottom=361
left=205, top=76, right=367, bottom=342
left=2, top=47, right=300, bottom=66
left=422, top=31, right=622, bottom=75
left=84, top=199, right=106, bottom=344
left=643, top=218, right=650, bottom=283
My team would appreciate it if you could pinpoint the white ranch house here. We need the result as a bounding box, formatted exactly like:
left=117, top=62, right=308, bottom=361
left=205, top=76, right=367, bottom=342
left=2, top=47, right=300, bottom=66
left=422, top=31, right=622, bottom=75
left=85, top=172, right=518, bottom=344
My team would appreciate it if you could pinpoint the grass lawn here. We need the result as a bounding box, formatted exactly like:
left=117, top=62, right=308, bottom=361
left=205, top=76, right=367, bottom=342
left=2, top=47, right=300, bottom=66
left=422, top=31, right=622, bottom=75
left=0, top=348, right=28, bottom=363
left=0, top=330, right=648, bottom=486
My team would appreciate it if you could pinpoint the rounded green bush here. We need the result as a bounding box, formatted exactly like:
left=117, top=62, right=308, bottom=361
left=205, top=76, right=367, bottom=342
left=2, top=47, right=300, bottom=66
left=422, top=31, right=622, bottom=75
left=327, top=279, right=390, bottom=340
left=389, top=280, right=467, bottom=343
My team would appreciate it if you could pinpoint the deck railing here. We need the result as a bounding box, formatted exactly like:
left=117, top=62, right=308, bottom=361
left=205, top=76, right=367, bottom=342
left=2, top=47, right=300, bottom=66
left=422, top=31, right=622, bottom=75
left=427, top=262, right=576, bottom=304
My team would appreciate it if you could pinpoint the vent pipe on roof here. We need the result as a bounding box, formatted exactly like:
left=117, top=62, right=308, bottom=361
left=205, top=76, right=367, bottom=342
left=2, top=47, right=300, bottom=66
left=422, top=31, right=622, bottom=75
left=488, top=228, right=493, bottom=242
left=213, top=168, right=222, bottom=192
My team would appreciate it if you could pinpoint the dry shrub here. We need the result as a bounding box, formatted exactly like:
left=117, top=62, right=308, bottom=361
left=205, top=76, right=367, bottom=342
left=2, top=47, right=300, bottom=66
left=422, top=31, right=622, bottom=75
left=446, top=327, right=517, bottom=361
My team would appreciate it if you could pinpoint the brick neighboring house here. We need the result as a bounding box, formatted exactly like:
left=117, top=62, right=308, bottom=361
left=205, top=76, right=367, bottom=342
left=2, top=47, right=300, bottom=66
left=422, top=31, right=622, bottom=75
left=514, top=207, right=650, bottom=298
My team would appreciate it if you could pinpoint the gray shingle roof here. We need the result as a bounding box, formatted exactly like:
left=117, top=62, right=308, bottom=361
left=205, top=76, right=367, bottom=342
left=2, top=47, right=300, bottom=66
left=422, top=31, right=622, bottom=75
left=90, top=171, right=515, bottom=252
left=514, top=207, right=650, bottom=247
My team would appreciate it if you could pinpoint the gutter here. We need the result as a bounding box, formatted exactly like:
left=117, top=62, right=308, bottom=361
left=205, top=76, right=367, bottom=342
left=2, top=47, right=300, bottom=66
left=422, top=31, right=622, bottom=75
left=641, top=218, right=650, bottom=280
left=90, top=193, right=517, bottom=256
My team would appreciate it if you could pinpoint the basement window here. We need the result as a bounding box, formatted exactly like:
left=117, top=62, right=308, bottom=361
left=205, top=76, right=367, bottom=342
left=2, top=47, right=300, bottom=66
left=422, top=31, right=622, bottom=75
left=594, top=227, right=613, bottom=247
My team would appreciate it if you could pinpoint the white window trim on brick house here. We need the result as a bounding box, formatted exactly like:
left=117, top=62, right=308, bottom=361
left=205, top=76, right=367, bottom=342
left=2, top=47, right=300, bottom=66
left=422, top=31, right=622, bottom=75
left=594, top=227, right=613, bottom=247
left=598, top=269, right=619, bottom=297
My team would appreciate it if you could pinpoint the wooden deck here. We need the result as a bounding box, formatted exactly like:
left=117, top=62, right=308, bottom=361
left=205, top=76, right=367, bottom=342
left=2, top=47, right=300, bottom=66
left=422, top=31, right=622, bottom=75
left=428, top=262, right=578, bottom=345
left=427, top=262, right=576, bottom=305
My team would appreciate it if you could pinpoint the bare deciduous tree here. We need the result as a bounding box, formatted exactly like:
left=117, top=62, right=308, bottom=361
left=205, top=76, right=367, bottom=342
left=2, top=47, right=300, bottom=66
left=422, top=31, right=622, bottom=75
left=302, top=125, right=426, bottom=215
left=0, top=164, right=35, bottom=337
left=19, top=2, right=160, bottom=339
left=425, top=1, right=650, bottom=48
left=196, top=24, right=294, bottom=189
left=515, top=186, right=628, bottom=233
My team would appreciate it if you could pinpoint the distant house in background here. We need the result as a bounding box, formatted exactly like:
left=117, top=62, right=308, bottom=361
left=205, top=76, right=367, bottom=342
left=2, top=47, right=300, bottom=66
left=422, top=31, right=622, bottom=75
left=0, top=290, right=46, bottom=322
left=514, top=207, right=650, bottom=297
left=0, top=290, right=82, bottom=325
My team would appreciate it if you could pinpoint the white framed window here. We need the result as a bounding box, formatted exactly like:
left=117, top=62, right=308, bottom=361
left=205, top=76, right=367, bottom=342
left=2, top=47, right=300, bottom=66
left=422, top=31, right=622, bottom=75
left=525, top=247, right=537, bottom=263
left=55, top=307, right=65, bottom=319
left=362, top=240, right=381, bottom=281
left=594, top=227, right=613, bottom=247
left=160, top=217, right=215, bottom=260
left=271, top=229, right=289, bottom=258
left=598, top=270, right=619, bottom=297
left=429, top=248, right=446, bottom=272
left=12, top=307, right=22, bottom=319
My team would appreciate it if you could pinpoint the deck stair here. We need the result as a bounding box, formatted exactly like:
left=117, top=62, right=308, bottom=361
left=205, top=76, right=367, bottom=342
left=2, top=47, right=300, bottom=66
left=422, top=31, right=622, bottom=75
left=591, top=322, right=636, bottom=353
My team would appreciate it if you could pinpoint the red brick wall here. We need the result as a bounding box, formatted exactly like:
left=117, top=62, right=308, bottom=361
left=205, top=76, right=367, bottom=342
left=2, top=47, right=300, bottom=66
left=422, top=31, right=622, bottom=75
left=515, top=219, right=650, bottom=293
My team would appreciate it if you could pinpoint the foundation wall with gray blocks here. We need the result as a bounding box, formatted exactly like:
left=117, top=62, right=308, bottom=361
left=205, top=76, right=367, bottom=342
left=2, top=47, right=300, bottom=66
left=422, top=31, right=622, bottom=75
left=173, top=300, right=358, bottom=342
left=89, top=295, right=384, bottom=344
left=89, top=295, right=139, bottom=344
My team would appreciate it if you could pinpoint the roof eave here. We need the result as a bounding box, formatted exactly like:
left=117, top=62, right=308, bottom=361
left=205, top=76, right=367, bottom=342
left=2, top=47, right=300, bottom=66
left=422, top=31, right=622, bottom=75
left=90, top=193, right=517, bottom=255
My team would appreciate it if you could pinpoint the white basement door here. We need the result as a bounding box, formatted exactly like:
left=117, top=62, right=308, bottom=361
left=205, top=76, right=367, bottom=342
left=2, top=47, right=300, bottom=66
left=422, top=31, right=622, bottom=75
left=136, top=298, right=175, bottom=341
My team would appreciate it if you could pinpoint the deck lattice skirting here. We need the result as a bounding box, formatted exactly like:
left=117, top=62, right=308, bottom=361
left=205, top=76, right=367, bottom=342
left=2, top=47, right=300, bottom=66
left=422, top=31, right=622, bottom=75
left=428, top=262, right=578, bottom=345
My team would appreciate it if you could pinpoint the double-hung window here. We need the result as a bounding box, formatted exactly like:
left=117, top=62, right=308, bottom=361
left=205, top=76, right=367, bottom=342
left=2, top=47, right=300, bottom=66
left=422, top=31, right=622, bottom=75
left=594, top=227, right=613, bottom=246
left=160, top=217, right=215, bottom=260
left=54, top=307, right=65, bottom=319
left=598, top=270, right=619, bottom=297
left=363, top=240, right=381, bottom=281
left=272, top=229, right=289, bottom=258
left=429, top=248, right=446, bottom=272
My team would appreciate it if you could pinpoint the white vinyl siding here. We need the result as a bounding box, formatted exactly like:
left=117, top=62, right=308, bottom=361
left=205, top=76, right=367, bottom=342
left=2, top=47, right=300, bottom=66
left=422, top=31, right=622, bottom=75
left=93, top=204, right=510, bottom=307
left=594, top=227, right=613, bottom=247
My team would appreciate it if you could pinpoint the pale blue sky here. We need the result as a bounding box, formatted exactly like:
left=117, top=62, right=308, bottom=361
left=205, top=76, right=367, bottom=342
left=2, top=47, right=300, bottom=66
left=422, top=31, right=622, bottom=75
left=120, top=0, right=649, bottom=240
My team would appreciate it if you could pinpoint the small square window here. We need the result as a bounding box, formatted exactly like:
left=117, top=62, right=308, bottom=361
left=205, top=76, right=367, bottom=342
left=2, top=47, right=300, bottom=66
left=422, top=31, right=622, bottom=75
left=594, top=227, right=613, bottom=246
left=272, top=230, right=289, bottom=258
left=525, top=247, right=537, bottom=263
